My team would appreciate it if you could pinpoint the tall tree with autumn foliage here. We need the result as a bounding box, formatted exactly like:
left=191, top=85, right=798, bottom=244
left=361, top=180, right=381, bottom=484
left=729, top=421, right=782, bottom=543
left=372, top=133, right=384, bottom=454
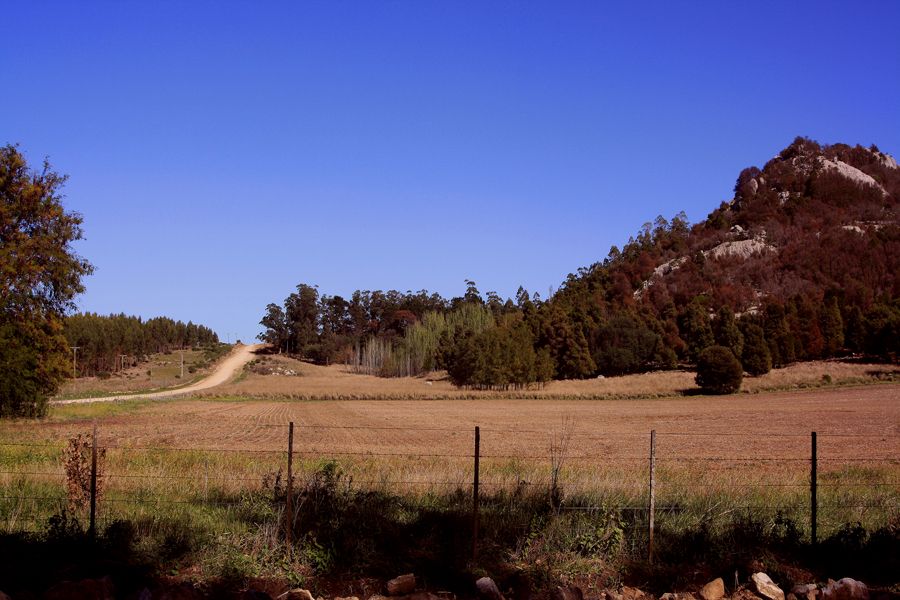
left=0, top=145, right=93, bottom=416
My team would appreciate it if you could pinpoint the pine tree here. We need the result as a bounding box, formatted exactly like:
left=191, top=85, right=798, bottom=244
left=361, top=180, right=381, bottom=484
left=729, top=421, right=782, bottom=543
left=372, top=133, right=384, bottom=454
left=678, top=301, right=715, bottom=362
left=713, top=306, right=744, bottom=360
left=820, top=296, right=844, bottom=357
left=739, top=321, right=772, bottom=376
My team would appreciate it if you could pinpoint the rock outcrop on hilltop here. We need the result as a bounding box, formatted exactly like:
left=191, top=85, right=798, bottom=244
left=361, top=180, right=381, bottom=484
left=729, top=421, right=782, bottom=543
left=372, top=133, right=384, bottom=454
left=629, top=137, right=900, bottom=314
left=548, top=137, right=900, bottom=375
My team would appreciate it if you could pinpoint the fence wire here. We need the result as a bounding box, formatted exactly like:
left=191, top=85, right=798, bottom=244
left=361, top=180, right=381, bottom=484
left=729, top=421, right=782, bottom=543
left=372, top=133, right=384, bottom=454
left=2, top=424, right=898, bottom=552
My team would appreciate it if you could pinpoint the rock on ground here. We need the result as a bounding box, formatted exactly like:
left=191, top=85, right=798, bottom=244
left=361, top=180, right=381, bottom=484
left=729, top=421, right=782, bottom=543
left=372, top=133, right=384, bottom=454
left=552, top=585, right=584, bottom=600
left=751, top=573, right=785, bottom=600
left=821, top=579, right=869, bottom=600
left=388, top=575, right=417, bottom=597
left=476, top=577, right=505, bottom=600
left=621, top=587, right=649, bottom=600
left=792, top=584, right=818, bottom=600
left=700, top=578, right=726, bottom=600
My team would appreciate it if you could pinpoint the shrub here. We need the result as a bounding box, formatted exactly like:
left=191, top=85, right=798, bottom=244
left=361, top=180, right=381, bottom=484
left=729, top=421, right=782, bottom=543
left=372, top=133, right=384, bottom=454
left=696, top=345, right=743, bottom=394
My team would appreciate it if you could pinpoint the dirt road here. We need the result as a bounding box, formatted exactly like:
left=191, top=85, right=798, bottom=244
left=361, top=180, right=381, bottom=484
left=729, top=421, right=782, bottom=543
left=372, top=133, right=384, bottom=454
left=53, top=343, right=264, bottom=405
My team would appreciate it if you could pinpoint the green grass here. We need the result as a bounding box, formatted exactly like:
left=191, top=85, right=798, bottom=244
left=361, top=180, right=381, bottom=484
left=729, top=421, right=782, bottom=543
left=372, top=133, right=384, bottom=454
left=0, top=453, right=897, bottom=595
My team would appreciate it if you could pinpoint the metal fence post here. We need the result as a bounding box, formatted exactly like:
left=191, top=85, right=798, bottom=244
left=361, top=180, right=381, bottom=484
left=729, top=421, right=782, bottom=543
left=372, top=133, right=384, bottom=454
left=90, top=423, right=98, bottom=539
left=648, top=429, right=656, bottom=563
left=473, top=425, right=480, bottom=562
left=811, top=431, right=817, bottom=545
left=286, top=421, right=294, bottom=555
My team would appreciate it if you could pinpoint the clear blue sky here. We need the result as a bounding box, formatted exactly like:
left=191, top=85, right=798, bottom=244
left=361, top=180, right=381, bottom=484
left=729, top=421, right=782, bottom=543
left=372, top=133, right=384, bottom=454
left=4, top=2, right=899, bottom=342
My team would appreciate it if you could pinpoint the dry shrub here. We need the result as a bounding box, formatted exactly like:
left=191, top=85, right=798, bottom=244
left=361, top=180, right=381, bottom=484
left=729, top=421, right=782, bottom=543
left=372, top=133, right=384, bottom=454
left=62, top=433, right=106, bottom=515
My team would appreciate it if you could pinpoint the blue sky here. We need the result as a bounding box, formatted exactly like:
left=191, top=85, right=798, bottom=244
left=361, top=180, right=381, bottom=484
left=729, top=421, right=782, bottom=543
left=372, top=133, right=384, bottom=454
left=4, top=1, right=899, bottom=342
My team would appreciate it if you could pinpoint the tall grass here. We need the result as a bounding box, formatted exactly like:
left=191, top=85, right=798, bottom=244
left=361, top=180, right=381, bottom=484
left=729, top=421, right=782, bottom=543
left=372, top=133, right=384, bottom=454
left=1, top=440, right=897, bottom=593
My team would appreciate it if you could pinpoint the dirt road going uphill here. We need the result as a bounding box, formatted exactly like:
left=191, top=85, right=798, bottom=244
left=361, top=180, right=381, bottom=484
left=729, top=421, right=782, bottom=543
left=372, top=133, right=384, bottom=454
left=54, top=343, right=264, bottom=405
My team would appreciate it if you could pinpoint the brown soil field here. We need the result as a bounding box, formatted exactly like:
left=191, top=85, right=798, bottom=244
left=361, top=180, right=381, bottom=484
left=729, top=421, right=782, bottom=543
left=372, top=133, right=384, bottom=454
left=11, top=383, right=898, bottom=462
left=209, top=354, right=899, bottom=401
left=2, top=384, right=897, bottom=534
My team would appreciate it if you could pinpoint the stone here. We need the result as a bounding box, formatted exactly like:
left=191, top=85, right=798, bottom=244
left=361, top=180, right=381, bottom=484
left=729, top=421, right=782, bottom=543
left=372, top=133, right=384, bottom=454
left=660, top=594, right=678, bottom=600
left=277, top=590, right=315, bottom=600
left=388, top=575, right=417, bottom=597
left=792, top=585, right=817, bottom=600
left=476, top=577, right=505, bottom=600
left=751, top=573, right=785, bottom=600
left=731, top=589, right=762, bottom=600
left=700, top=578, right=725, bottom=600
left=45, top=577, right=115, bottom=600
left=821, top=579, right=868, bottom=600
left=622, top=588, right=648, bottom=600
left=336, top=597, right=361, bottom=600
left=604, top=592, right=623, bottom=600
left=552, top=586, right=583, bottom=600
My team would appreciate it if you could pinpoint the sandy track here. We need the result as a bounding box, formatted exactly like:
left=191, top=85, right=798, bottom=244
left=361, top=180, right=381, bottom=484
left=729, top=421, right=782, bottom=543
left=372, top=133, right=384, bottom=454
left=53, top=343, right=265, bottom=405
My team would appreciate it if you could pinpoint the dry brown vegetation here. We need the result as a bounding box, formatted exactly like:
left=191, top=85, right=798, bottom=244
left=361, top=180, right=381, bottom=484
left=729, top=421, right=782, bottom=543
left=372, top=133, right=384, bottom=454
left=2, top=383, right=897, bottom=585
left=55, top=348, right=227, bottom=399
left=211, top=353, right=899, bottom=400
left=18, top=382, right=897, bottom=454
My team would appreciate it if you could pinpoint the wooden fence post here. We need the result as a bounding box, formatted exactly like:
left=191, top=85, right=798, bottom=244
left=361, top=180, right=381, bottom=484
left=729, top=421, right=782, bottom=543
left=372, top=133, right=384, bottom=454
left=286, top=421, right=294, bottom=555
left=89, top=423, right=98, bottom=539
left=648, top=429, right=656, bottom=563
left=473, top=425, right=480, bottom=563
left=811, top=431, right=817, bottom=545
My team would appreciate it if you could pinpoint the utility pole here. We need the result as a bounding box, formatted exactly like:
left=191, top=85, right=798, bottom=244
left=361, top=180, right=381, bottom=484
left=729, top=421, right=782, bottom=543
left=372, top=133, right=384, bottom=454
left=71, top=346, right=80, bottom=378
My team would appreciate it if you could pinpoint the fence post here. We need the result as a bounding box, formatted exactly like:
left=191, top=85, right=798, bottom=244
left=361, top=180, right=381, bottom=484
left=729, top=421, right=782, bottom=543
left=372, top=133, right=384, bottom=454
left=286, top=421, right=294, bottom=555
left=473, top=425, right=480, bottom=563
left=648, top=429, right=656, bottom=563
left=89, top=423, right=98, bottom=539
left=811, top=431, right=817, bottom=545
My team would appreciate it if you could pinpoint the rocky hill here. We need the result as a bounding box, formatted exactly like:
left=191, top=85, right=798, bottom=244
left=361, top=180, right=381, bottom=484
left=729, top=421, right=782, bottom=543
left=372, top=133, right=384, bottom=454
left=631, top=138, right=899, bottom=313
left=549, top=137, right=899, bottom=374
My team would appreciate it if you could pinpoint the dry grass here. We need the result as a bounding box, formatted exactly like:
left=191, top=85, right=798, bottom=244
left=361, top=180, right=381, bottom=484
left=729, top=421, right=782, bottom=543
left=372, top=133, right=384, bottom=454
left=55, top=348, right=219, bottom=398
left=2, top=383, right=897, bottom=538
left=209, top=354, right=898, bottom=400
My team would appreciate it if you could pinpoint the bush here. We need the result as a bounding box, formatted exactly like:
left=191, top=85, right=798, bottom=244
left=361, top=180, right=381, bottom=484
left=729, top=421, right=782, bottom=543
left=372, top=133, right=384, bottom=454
left=696, top=345, right=743, bottom=394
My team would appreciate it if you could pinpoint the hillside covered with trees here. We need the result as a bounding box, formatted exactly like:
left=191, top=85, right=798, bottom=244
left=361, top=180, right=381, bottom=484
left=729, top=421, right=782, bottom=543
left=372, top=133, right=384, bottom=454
left=259, top=139, right=900, bottom=390
left=63, top=313, right=219, bottom=377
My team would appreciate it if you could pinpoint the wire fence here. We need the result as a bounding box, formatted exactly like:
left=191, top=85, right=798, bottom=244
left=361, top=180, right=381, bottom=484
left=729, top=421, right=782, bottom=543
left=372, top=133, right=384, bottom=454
left=1, top=424, right=898, bottom=557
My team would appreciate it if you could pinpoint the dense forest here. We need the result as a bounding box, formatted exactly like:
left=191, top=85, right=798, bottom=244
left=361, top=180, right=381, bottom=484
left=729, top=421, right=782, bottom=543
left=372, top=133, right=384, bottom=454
left=63, top=313, right=219, bottom=377
left=259, top=138, right=900, bottom=389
